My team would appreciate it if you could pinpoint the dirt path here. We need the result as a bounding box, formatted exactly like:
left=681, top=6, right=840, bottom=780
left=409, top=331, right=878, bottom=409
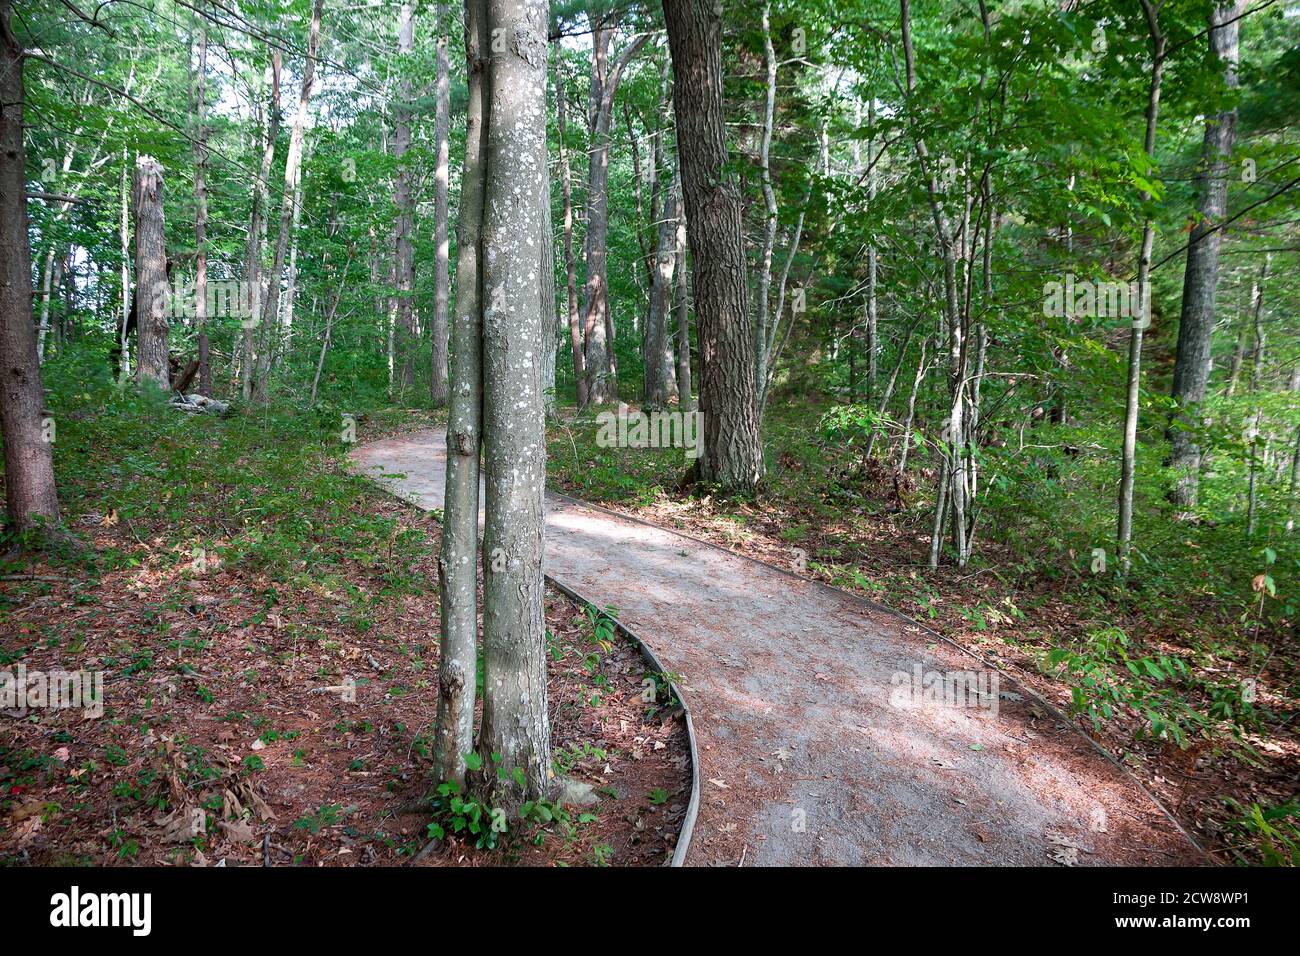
left=352, top=429, right=1206, bottom=866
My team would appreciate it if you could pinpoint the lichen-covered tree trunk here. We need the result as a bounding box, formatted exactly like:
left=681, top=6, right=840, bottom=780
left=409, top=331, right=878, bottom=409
left=132, top=157, right=169, bottom=390
left=474, top=0, right=552, bottom=807
left=665, top=0, right=764, bottom=493
left=643, top=175, right=680, bottom=407
left=0, top=0, right=60, bottom=532
left=434, top=0, right=489, bottom=789
left=1167, top=1, right=1242, bottom=509
left=430, top=2, right=452, bottom=407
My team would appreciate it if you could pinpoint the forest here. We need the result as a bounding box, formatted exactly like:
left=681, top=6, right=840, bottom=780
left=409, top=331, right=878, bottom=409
left=0, top=0, right=1297, bottom=872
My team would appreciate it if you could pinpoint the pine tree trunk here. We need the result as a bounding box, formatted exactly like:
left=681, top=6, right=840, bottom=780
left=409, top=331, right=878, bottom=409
left=132, top=157, right=169, bottom=390
left=665, top=0, right=764, bottom=493
left=1167, top=1, right=1242, bottom=509
left=0, top=0, right=61, bottom=532
left=430, top=3, right=452, bottom=406
left=434, top=0, right=489, bottom=788
left=474, top=0, right=552, bottom=807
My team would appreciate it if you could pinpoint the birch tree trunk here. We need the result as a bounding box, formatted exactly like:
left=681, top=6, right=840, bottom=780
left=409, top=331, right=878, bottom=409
left=1168, top=1, right=1242, bottom=509
left=132, top=157, right=169, bottom=390
left=255, top=0, right=321, bottom=404
left=1118, top=0, right=1165, bottom=575
left=434, top=0, right=489, bottom=788
left=430, top=2, right=452, bottom=406
left=0, top=0, right=61, bottom=532
left=665, top=0, right=764, bottom=493
left=754, top=1, right=778, bottom=404
left=1246, top=257, right=1268, bottom=538
left=474, top=0, right=552, bottom=806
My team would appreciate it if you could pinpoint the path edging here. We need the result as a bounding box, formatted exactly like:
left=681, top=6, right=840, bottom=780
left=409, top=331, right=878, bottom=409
left=545, top=575, right=701, bottom=868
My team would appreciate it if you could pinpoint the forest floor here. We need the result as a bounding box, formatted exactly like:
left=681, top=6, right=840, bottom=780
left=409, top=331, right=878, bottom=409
left=543, top=398, right=1300, bottom=866
left=0, top=396, right=687, bottom=867
left=356, top=427, right=1204, bottom=865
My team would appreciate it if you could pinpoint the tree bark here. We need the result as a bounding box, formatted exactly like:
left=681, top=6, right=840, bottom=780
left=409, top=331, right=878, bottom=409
left=674, top=196, right=693, bottom=412
left=1167, top=1, right=1242, bottom=509
left=0, top=0, right=60, bottom=533
left=430, top=2, right=452, bottom=406
left=474, top=0, right=552, bottom=807
left=1118, top=0, right=1165, bottom=575
left=243, top=52, right=280, bottom=402
left=579, top=23, right=648, bottom=406
left=391, top=1, right=418, bottom=396
left=665, top=0, right=764, bottom=493
left=644, top=174, right=680, bottom=407
left=194, top=6, right=211, bottom=394
left=555, top=58, right=584, bottom=406
left=254, top=0, right=321, bottom=404
left=434, top=0, right=489, bottom=789
left=754, top=1, right=778, bottom=405
left=132, top=157, right=169, bottom=390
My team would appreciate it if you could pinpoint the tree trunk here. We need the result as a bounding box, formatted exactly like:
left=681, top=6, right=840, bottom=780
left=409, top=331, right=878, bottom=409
left=390, top=1, right=418, bottom=396
left=194, top=7, right=211, bottom=394
left=434, top=0, right=489, bottom=789
left=1118, top=0, right=1165, bottom=575
left=644, top=175, right=680, bottom=407
left=430, top=2, right=452, bottom=407
left=255, top=0, right=321, bottom=404
left=1167, top=1, right=1242, bottom=509
left=132, top=157, right=169, bottom=390
left=665, top=0, right=764, bottom=493
left=1246, top=257, right=1268, bottom=538
left=675, top=198, right=693, bottom=412
left=754, top=1, right=778, bottom=405
left=579, top=24, right=648, bottom=406
left=0, top=0, right=60, bottom=533
left=243, top=53, right=280, bottom=402
left=474, top=0, right=552, bottom=807
left=555, top=59, right=584, bottom=406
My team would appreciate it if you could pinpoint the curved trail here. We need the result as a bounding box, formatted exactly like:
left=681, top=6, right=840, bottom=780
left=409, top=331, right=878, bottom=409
left=353, top=429, right=1204, bottom=866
